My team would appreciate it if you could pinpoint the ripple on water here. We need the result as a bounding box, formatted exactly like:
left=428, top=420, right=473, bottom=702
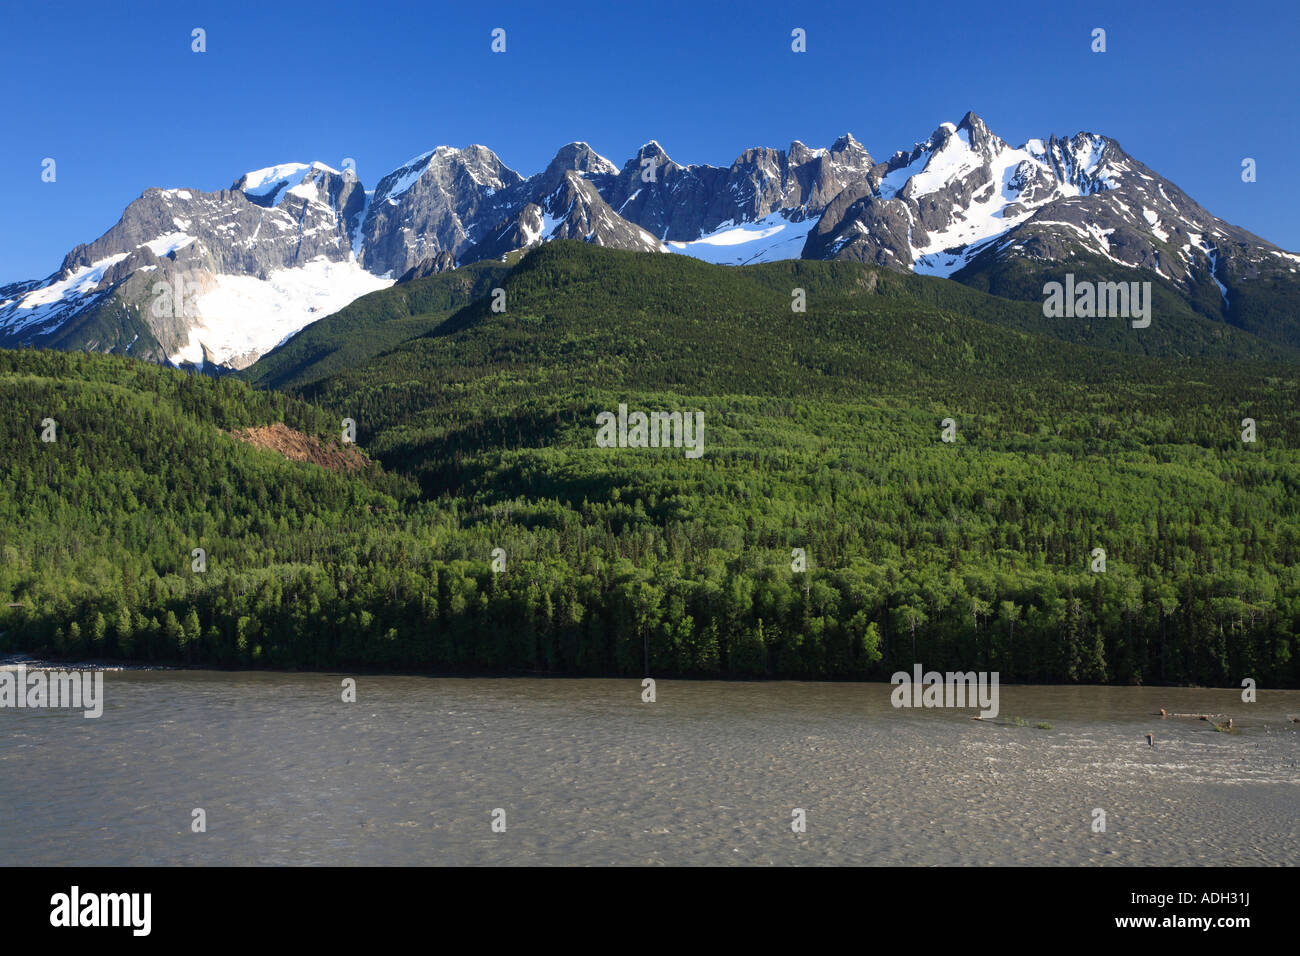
left=0, top=673, right=1295, bottom=865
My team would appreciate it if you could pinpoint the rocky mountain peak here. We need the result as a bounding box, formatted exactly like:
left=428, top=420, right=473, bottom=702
left=535, top=143, right=619, bottom=195
left=829, top=132, right=867, bottom=154
left=635, top=140, right=677, bottom=167
left=7, top=117, right=1297, bottom=373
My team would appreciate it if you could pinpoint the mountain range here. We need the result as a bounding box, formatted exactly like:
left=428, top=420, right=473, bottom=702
left=3, top=110, right=1297, bottom=370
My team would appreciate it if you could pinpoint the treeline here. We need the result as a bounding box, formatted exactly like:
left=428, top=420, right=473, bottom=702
left=5, top=549, right=1295, bottom=684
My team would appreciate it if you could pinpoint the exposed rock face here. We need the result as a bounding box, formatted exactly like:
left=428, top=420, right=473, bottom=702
left=598, top=134, right=875, bottom=242
left=461, top=151, right=666, bottom=264
left=0, top=163, right=383, bottom=369
left=806, top=111, right=1299, bottom=306
left=358, top=145, right=524, bottom=278
left=4, top=115, right=1297, bottom=370
left=397, top=251, right=458, bottom=283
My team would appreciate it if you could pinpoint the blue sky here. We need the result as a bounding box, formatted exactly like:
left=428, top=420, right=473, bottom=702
left=2, top=0, right=1297, bottom=281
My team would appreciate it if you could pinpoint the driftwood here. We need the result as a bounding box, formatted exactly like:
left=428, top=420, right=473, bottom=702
left=1158, top=709, right=1228, bottom=719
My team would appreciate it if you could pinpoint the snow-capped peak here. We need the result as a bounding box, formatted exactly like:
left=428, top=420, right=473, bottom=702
left=566, top=142, right=618, bottom=176
left=8, top=117, right=1296, bottom=375
left=235, top=161, right=341, bottom=203
left=372, top=144, right=518, bottom=206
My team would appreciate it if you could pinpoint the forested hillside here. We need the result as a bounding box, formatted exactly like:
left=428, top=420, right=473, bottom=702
left=242, top=260, right=513, bottom=390
left=3, top=243, right=1298, bottom=685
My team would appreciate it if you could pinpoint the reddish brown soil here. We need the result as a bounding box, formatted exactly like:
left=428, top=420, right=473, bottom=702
left=227, top=422, right=367, bottom=472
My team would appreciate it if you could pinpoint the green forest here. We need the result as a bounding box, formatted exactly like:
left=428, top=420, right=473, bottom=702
left=3, top=241, right=1297, bottom=686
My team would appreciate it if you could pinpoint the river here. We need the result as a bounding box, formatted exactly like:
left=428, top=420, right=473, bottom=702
left=1, top=669, right=1296, bottom=865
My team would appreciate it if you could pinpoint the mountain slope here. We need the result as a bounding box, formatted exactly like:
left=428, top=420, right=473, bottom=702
left=6, top=244, right=1300, bottom=686
left=0, top=164, right=388, bottom=369
left=246, top=240, right=1300, bottom=395
left=5, top=113, right=1298, bottom=368
left=241, top=260, right=512, bottom=390
left=279, top=242, right=1300, bottom=492
left=810, top=112, right=1300, bottom=346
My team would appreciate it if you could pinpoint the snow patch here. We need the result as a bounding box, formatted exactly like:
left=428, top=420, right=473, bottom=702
left=380, top=153, right=435, bottom=204
left=906, top=128, right=980, bottom=199
left=172, top=258, right=393, bottom=369
left=286, top=181, right=323, bottom=203
left=238, top=162, right=339, bottom=205
left=1, top=254, right=128, bottom=333
left=666, top=212, right=815, bottom=265
left=142, top=233, right=197, bottom=257
left=1141, top=208, right=1169, bottom=242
